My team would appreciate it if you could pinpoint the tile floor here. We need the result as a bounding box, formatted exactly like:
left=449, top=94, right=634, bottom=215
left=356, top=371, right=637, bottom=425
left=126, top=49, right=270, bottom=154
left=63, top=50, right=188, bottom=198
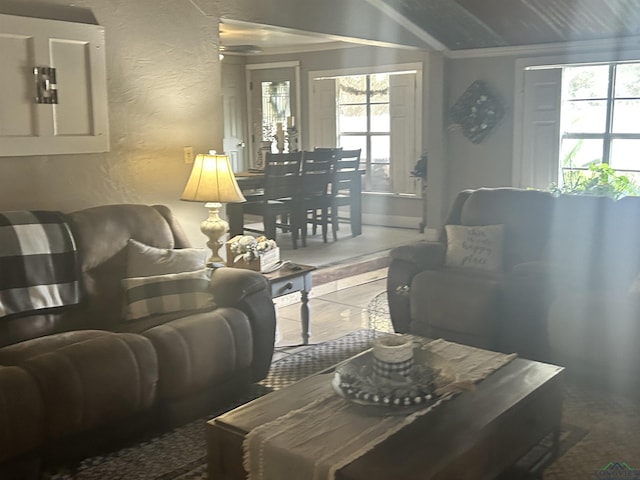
left=271, top=270, right=391, bottom=361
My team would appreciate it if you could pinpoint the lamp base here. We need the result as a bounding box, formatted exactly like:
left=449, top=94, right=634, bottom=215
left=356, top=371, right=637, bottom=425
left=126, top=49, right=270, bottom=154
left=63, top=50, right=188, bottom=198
left=201, top=202, right=228, bottom=264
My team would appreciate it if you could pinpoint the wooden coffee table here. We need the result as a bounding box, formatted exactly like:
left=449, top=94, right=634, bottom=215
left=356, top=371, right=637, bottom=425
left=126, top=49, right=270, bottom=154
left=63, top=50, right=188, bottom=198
left=207, top=353, right=564, bottom=480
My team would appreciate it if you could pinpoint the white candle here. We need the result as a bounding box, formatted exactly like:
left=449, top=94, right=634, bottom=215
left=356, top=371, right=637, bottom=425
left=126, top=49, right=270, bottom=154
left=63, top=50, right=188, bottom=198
left=373, top=335, right=414, bottom=363
left=276, top=124, right=285, bottom=150
left=287, top=116, right=295, bottom=128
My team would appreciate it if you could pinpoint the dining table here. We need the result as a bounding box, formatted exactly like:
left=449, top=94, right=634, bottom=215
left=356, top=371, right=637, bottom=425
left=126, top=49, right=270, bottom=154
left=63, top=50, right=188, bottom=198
left=228, top=170, right=364, bottom=239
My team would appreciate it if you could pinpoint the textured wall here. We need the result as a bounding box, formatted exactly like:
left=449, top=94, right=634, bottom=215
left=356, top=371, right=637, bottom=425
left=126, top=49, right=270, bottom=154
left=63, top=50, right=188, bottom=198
left=444, top=55, right=516, bottom=209
left=0, top=0, right=224, bottom=246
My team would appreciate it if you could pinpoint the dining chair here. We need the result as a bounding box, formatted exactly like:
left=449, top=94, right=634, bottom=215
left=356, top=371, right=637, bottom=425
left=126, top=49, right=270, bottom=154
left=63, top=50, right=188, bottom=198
left=309, top=148, right=342, bottom=237
left=242, top=151, right=303, bottom=248
left=328, top=149, right=362, bottom=240
left=296, top=150, right=336, bottom=247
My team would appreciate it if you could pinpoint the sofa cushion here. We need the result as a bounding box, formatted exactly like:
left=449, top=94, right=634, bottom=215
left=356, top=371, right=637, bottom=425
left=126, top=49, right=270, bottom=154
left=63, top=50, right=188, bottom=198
left=0, top=366, right=45, bottom=462
left=410, top=269, right=502, bottom=350
left=19, top=332, right=158, bottom=439
left=0, top=330, right=114, bottom=365
left=445, top=224, right=504, bottom=272
left=460, top=188, right=553, bottom=269
left=121, top=268, right=215, bottom=321
left=142, top=308, right=253, bottom=401
left=66, top=204, right=186, bottom=331
left=126, top=239, right=207, bottom=277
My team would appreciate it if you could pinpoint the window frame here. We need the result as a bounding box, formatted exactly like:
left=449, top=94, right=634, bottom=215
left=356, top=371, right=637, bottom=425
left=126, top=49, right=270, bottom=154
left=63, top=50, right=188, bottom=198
left=561, top=62, right=640, bottom=178
left=513, top=48, right=640, bottom=190
left=308, top=62, right=423, bottom=196
left=336, top=74, right=392, bottom=192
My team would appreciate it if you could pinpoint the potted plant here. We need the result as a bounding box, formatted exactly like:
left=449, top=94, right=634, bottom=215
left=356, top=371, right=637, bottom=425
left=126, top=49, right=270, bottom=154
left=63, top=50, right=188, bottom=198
left=550, top=162, right=640, bottom=199
left=411, top=152, right=428, bottom=182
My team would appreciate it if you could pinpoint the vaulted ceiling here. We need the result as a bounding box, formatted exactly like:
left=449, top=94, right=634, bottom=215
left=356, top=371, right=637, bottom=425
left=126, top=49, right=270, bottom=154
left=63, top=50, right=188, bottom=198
left=380, top=0, right=640, bottom=50
left=220, top=0, right=640, bottom=54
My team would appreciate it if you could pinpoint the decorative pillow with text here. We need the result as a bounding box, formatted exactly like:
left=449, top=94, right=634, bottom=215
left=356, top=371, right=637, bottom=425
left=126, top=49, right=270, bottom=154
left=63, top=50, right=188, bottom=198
left=121, top=268, right=214, bottom=321
left=445, top=224, right=505, bottom=272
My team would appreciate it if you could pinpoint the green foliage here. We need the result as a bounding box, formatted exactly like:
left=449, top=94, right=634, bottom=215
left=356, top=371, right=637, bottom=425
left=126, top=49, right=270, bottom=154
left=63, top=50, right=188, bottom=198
left=550, top=162, right=640, bottom=199
left=410, top=152, right=428, bottom=180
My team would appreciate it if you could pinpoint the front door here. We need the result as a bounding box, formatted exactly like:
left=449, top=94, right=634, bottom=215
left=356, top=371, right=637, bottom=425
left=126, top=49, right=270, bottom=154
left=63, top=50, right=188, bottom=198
left=248, top=65, right=298, bottom=168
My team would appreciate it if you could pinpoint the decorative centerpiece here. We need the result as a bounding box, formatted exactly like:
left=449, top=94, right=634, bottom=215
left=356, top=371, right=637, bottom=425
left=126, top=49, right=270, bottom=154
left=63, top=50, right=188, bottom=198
left=332, top=338, right=457, bottom=412
left=372, top=334, right=414, bottom=379
left=226, top=235, right=280, bottom=272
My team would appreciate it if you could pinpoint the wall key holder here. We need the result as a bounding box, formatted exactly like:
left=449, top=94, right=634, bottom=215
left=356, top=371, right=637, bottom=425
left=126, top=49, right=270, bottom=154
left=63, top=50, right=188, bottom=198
left=34, top=66, right=58, bottom=104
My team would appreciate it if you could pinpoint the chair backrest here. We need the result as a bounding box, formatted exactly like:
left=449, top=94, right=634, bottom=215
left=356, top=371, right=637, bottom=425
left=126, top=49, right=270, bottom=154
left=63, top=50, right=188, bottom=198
left=300, top=150, right=335, bottom=198
left=314, top=147, right=342, bottom=158
left=333, top=149, right=361, bottom=196
left=263, top=151, right=303, bottom=201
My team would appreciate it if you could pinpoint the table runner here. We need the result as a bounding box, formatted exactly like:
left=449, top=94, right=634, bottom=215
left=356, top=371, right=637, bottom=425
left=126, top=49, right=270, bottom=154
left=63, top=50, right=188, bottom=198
left=244, top=338, right=517, bottom=480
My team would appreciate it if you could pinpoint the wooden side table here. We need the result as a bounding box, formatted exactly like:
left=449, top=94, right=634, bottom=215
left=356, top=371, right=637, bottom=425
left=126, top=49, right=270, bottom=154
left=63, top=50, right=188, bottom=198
left=263, top=263, right=316, bottom=345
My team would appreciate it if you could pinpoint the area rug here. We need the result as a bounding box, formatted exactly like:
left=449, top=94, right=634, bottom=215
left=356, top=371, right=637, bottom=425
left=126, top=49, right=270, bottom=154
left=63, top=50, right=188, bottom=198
left=42, top=330, right=640, bottom=479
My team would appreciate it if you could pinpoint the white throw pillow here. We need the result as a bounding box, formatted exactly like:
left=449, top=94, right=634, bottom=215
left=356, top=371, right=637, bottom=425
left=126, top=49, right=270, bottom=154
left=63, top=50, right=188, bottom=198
left=445, top=224, right=504, bottom=272
left=121, top=268, right=215, bottom=321
left=126, top=239, right=208, bottom=277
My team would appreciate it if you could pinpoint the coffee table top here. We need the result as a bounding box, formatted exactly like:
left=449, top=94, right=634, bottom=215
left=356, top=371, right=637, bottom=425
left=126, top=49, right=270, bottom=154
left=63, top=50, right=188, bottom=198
left=210, top=355, right=564, bottom=480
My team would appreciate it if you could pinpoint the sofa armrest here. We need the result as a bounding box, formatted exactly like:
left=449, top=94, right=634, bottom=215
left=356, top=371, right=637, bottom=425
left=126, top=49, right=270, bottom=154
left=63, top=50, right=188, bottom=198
left=389, top=241, right=446, bottom=271
left=209, top=267, right=276, bottom=381
left=501, top=261, right=558, bottom=361
left=387, top=241, right=446, bottom=334
left=209, top=267, right=270, bottom=306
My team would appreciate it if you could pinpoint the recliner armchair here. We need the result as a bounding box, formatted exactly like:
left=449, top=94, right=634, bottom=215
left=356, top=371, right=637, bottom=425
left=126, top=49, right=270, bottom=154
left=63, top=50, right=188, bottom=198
left=388, top=187, right=554, bottom=352
left=388, top=187, right=640, bottom=393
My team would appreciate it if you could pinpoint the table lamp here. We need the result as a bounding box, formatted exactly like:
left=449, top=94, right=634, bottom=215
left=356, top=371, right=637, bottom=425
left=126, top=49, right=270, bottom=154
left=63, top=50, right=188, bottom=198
left=181, top=152, right=246, bottom=264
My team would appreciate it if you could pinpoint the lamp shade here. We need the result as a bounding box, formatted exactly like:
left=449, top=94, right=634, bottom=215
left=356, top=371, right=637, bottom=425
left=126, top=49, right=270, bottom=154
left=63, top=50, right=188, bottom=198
left=180, top=153, right=246, bottom=203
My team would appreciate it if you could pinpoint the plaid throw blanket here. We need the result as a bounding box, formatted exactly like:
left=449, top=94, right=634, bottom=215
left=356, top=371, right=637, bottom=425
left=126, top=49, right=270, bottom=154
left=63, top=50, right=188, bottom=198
left=0, top=211, right=81, bottom=319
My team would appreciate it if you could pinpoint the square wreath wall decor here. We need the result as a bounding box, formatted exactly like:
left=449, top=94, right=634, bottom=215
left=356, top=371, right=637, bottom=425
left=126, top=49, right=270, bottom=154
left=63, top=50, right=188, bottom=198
left=450, top=80, right=504, bottom=144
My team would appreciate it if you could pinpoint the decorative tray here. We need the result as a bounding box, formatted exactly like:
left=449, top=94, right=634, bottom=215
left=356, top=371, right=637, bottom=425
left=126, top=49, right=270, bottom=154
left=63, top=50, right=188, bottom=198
left=332, top=346, right=457, bottom=414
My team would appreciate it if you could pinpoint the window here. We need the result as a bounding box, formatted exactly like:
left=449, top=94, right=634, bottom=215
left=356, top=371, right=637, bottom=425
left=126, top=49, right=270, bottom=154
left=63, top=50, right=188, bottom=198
left=310, top=64, right=420, bottom=196
left=261, top=81, right=291, bottom=152
left=560, top=62, right=640, bottom=185
left=336, top=74, right=391, bottom=192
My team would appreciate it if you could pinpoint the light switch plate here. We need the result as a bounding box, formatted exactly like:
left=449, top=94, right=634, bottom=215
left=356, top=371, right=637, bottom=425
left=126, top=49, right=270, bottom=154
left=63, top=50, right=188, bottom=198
left=183, top=146, right=194, bottom=164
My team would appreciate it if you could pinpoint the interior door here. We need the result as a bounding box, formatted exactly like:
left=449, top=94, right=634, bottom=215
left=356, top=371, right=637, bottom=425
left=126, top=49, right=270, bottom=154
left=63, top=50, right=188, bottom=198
left=222, top=63, right=247, bottom=171
left=249, top=67, right=298, bottom=168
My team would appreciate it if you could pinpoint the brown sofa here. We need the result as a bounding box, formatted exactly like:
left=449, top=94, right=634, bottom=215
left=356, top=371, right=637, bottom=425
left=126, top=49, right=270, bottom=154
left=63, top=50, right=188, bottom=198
left=388, top=187, right=640, bottom=392
left=0, top=204, right=277, bottom=478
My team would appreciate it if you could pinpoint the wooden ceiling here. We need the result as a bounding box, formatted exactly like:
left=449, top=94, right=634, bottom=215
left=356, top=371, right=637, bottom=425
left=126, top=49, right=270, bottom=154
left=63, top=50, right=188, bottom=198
left=380, top=0, right=640, bottom=50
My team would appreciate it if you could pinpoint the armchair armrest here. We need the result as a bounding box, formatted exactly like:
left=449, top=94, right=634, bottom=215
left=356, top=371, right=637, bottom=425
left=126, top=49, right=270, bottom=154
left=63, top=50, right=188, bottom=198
left=209, top=267, right=270, bottom=306
left=389, top=241, right=446, bottom=271
left=387, top=241, right=446, bottom=334
left=209, top=267, right=276, bottom=381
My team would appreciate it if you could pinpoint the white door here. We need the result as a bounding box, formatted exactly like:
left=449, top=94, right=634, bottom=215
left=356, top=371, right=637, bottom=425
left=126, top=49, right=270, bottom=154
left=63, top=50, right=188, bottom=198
left=222, top=63, right=247, bottom=171
left=519, top=68, right=563, bottom=190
